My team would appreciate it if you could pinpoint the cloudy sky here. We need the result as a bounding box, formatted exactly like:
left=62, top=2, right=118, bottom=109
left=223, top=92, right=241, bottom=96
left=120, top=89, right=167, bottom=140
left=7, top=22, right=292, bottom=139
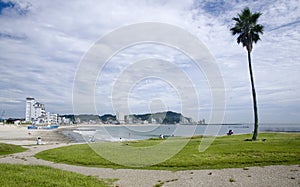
left=0, top=0, right=299, bottom=124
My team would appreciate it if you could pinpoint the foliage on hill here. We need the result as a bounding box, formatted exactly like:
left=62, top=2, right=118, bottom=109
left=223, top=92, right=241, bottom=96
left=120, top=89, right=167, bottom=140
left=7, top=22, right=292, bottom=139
left=60, top=111, right=191, bottom=124
left=128, top=111, right=188, bottom=124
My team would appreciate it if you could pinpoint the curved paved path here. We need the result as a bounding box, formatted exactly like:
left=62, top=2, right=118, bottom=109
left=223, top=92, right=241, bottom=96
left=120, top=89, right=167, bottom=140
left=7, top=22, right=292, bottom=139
left=0, top=143, right=299, bottom=187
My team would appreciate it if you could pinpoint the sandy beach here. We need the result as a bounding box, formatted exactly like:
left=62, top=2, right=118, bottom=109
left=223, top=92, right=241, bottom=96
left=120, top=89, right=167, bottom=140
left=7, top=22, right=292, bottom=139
left=0, top=125, right=299, bottom=187
left=0, top=125, right=74, bottom=145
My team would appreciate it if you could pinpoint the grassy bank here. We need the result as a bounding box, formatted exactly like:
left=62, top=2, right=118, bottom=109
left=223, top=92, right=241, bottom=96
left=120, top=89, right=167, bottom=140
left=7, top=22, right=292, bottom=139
left=35, top=133, right=300, bottom=171
left=0, top=143, right=27, bottom=156
left=0, top=164, right=115, bottom=187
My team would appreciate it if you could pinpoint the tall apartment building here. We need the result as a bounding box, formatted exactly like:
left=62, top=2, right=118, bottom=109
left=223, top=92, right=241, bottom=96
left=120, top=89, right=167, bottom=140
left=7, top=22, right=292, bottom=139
left=25, top=97, right=35, bottom=122
left=25, top=97, right=47, bottom=123
left=33, top=102, right=46, bottom=119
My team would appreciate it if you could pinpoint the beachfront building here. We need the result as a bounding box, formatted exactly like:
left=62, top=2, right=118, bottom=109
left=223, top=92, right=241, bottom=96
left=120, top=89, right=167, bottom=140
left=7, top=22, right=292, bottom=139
left=46, top=112, right=58, bottom=124
left=33, top=102, right=46, bottom=120
left=25, top=97, right=57, bottom=124
left=25, top=97, right=35, bottom=122
left=58, top=117, right=71, bottom=125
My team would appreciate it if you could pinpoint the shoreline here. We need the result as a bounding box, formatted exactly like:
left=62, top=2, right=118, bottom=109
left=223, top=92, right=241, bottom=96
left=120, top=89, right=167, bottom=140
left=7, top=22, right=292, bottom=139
left=1, top=124, right=299, bottom=145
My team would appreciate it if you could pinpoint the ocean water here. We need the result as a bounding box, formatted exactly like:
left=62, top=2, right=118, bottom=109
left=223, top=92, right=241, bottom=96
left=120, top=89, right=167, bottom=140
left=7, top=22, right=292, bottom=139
left=63, top=123, right=299, bottom=143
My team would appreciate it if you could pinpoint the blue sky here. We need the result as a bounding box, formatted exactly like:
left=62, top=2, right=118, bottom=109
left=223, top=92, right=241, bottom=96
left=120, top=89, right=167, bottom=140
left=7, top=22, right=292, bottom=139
left=0, top=0, right=299, bottom=124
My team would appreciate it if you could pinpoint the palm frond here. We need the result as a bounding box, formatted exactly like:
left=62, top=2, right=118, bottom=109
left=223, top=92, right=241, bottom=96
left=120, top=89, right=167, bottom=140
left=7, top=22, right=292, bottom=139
left=252, top=33, right=261, bottom=43
left=253, top=24, right=264, bottom=34
left=250, top=12, right=262, bottom=24
left=232, top=17, right=240, bottom=23
left=229, top=7, right=263, bottom=51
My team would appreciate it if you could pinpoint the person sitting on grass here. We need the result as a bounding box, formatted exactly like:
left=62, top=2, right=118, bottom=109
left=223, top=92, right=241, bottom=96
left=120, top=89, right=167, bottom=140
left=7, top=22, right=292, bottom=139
left=227, top=129, right=233, bottom=135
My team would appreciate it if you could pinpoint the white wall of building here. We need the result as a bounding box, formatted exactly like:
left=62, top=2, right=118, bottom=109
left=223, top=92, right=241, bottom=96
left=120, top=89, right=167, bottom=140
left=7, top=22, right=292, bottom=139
left=25, top=97, right=56, bottom=124
left=117, top=112, right=125, bottom=124
left=33, top=102, right=45, bottom=120
left=25, top=97, right=35, bottom=122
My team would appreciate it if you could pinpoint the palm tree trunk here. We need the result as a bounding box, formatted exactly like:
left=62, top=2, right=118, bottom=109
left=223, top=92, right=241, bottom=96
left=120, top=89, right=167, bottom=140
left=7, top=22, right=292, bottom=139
left=247, top=50, right=259, bottom=140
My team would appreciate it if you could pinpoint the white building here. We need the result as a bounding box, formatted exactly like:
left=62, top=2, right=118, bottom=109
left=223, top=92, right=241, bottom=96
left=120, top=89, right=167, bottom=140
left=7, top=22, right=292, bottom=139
left=46, top=112, right=58, bottom=124
left=58, top=117, right=71, bottom=124
left=151, top=117, right=157, bottom=124
left=25, top=97, right=35, bottom=122
left=33, top=102, right=46, bottom=119
left=116, top=112, right=125, bottom=124
left=25, top=97, right=56, bottom=124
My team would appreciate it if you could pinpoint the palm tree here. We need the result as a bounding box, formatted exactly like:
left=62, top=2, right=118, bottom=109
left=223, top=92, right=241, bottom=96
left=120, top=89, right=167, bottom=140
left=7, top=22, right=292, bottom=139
left=230, top=7, right=264, bottom=140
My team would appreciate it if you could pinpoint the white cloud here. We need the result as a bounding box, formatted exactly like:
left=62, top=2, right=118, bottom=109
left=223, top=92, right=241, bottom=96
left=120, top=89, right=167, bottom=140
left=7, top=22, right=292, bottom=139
left=0, top=0, right=299, bottom=124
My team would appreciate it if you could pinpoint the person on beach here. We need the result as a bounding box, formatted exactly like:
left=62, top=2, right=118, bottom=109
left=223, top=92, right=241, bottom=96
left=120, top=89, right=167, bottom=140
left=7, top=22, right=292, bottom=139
left=88, top=136, right=95, bottom=142
left=36, top=136, right=42, bottom=144
left=227, top=129, right=233, bottom=135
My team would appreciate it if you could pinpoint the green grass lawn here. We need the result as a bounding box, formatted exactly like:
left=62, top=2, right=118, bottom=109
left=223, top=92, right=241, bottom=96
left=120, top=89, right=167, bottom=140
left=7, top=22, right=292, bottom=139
left=0, top=143, right=27, bottom=156
left=0, top=164, right=116, bottom=187
left=35, top=133, right=300, bottom=171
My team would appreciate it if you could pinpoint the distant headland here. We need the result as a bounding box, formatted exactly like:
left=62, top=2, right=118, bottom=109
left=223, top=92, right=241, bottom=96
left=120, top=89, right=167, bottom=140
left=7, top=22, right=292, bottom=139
left=0, top=97, right=206, bottom=125
left=60, top=111, right=205, bottom=125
